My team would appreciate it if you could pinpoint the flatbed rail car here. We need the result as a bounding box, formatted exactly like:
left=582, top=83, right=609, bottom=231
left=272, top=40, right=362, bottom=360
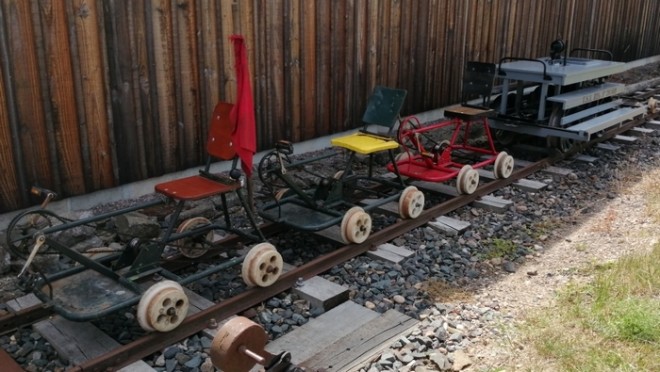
left=488, top=40, right=647, bottom=151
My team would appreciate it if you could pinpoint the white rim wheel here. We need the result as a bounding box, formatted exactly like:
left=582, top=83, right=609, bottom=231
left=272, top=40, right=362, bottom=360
left=457, top=165, right=479, bottom=194
left=340, top=207, right=372, bottom=244
left=494, top=152, right=514, bottom=179
left=210, top=316, right=268, bottom=371
left=175, top=217, right=213, bottom=258
left=137, top=280, right=189, bottom=332
left=241, top=243, right=283, bottom=287
left=399, top=186, right=425, bottom=219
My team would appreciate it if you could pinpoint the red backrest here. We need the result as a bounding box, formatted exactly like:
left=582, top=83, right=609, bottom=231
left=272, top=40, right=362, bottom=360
left=206, top=102, right=236, bottom=160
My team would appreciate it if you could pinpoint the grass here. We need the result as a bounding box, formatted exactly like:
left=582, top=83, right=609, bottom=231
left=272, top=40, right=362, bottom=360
left=483, top=238, right=518, bottom=259
left=510, top=168, right=660, bottom=371
left=521, top=244, right=659, bottom=371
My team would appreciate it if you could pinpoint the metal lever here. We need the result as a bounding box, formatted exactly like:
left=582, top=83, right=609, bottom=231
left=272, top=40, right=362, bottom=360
left=18, top=234, right=46, bottom=277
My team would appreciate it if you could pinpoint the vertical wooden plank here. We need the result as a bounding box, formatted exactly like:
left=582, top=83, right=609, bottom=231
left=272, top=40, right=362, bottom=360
left=266, top=0, right=285, bottom=140
left=219, top=0, right=235, bottom=102
left=36, top=0, right=85, bottom=195
left=365, top=0, right=378, bottom=93
left=301, top=0, right=316, bottom=139
left=0, top=65, right=20, bottom=211
left=174, top=0, right=201, bottom=167
left=387, top=0, right=401, bottom=89
left=102, top=0, right=143, bottom=184
left=4, top=0, right=52, bottom=194
left=130, top=0, right=157, bottom=177
left=343, top=0, right=356, bottom=129
left=329, top=0, right=346, bottom=133
left=423, top=0, right=438, bottom=108
left=71, top=0, right=115, bottom=188
left=412, top=0, right=428, bottom=109
left=284, top=0, right=301, bottom=142
left=375, top=0, right=390, bottom=85
left=197, top=0, right=219, bottom=138
left=316, top=0, right=330, bottom=134
left=149, top=0, right=178, bottom=173
left=353, top=0, right=367, bottom=125
left=397, top=0, right=412, bottom=91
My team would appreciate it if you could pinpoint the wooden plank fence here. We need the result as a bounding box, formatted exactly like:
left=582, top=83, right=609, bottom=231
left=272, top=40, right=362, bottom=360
left=0, top=0, right=659, bottom=212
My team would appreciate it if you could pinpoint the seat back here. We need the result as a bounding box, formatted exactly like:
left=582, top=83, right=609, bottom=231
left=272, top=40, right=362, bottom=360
left=461, top=61, right=496, bottom=108
left=206, top=101, right=236, bottom=160
left=361, top=86, right=407, bottom=135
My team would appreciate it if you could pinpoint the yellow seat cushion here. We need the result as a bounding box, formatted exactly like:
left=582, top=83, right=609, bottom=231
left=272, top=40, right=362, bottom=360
left=331, top=133, right=400, bottom=155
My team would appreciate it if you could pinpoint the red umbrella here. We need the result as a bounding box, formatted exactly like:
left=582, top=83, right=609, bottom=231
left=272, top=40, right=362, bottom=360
left=229, top=34, right=256, bottom=178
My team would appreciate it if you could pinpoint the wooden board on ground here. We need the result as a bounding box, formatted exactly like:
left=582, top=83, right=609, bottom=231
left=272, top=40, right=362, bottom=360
left=293, top=276, right=349, bottom=312
left=513, top=178, right=547, bottom=192
left=645, top=119, right=660, bottom=130
left=428, top=216, right=470, bottom=236
left=473, top=195, right=512, bottom=212
left=596, top=143, right=621, bottom=151
left=512, top=159, right=572, bottom=176
left=366, top=243, right=414, bottom=264
left=628, top=127, right=654, bottom=137
left=411, top=181, right=459, bottom=197
left=6, top=294, right=155, bottom=371
left=574, top=154, right=598, bottom=163
left=299, top=309, right=418, bottom=371
left=263, top=301, right=380, bottom=365
left=612, top=134, right=638, bottom=144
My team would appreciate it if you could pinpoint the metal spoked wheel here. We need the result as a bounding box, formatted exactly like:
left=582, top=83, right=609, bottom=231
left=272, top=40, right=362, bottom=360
left=5, top=209, right=69, bottom=259
left=399, top=186, right=425, bottom=219
left=456, top=165, right=479, bottom=195
left=493, top=151, right=515, bottom=179
left=258, top=151, right=290, bottom=189
left=137, top=280, right=189, bottom=332
left=397, top=118, right=421, bottom=151
left=174, top=217, right=213, bottom=258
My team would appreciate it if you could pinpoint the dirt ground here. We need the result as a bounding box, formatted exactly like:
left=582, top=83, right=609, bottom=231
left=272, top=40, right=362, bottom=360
left=459, top=165, right=659, bottom=370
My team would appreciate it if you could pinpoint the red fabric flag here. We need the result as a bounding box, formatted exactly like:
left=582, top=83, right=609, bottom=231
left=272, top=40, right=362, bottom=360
left=229, top=35, right=256, bottom=178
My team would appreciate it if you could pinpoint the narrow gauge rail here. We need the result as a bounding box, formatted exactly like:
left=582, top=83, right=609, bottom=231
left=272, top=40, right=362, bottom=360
left=2, top=94, right=657, bottom=370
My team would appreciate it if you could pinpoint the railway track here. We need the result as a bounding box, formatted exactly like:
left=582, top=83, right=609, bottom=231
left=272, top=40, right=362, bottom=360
left=1, top=81, right=660, bottom=372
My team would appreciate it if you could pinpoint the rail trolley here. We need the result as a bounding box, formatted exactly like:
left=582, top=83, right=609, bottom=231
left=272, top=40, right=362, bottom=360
left=5, top=101, right=283, bottom=333
left=488, top=39, right=647, bottom=152
left=387, top=62, right=515, bottom=194
left=256, top=86, right=425, bottom=244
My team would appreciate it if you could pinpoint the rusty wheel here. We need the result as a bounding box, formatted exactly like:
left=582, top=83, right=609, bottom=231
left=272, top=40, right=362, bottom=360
left=137, top=280, right=189, bottom=332
left=210, top=316, right=268, bottom=372
left=5, top=209, right=68, bottom=259
left=175, top=217, right=213, bottom=258
left=241, top=243, right=283, bottom=287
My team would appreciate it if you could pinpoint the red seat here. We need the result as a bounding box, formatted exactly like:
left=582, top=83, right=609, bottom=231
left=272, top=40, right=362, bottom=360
left=155, top=102, right=238, bottom=201
left=155, top=175, right=239, bottom=201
